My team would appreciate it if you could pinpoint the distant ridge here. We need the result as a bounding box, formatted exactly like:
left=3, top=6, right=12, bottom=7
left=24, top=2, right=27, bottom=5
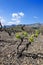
left=3, top=23, right=42, bottom=28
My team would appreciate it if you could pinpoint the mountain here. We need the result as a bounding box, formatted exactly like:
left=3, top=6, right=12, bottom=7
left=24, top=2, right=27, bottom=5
left=3, top=24, right=16, bottom=28
left=3, top=23, right=42, bottom=28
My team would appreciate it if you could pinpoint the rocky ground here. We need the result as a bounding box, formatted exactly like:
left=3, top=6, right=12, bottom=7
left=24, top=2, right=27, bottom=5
left=0, top=31, right=43, bottom=65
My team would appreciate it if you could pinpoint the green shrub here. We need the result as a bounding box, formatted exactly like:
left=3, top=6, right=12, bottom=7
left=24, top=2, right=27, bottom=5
left=31, top=34, right=35, bottom=37
left=22, top=31, right=28, bottom=37
left=35, top=30, right=39, bottom=34
left=34, top=30, right=39, bottom=37
left=15, top=33, right=21, bottom=39
left=34, top=33, right=38, bottom=37
left=29, top=35, right=34, bottom=42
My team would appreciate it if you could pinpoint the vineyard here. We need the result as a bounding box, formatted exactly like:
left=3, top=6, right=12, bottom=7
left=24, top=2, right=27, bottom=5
left=0, top=25, right=43, bottom=65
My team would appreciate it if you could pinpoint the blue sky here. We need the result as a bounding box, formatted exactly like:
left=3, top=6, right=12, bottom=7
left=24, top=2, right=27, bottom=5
left=0, top=0, right=43, bottom=25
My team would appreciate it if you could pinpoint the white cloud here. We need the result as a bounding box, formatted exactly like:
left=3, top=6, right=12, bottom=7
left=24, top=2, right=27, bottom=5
left=33, top=16, right=38, bottom=18
left=0, top=16, right=2, bottom=19
left=0, top=16, right=6, bottom=26
left=0, top=12, right=24, bottom=25
left=11, top=18, right=17, bottom=21
left=11, top=12, right=24, bottom=25
left=6, top=22, right=15, bottom=25
left=19, top=12, right=24, bottom=17
left=7, top=20, right=20, bottom=25
left=12, top=13, right=18, bottom=17
left=16, top=20, right=20, bottom=25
